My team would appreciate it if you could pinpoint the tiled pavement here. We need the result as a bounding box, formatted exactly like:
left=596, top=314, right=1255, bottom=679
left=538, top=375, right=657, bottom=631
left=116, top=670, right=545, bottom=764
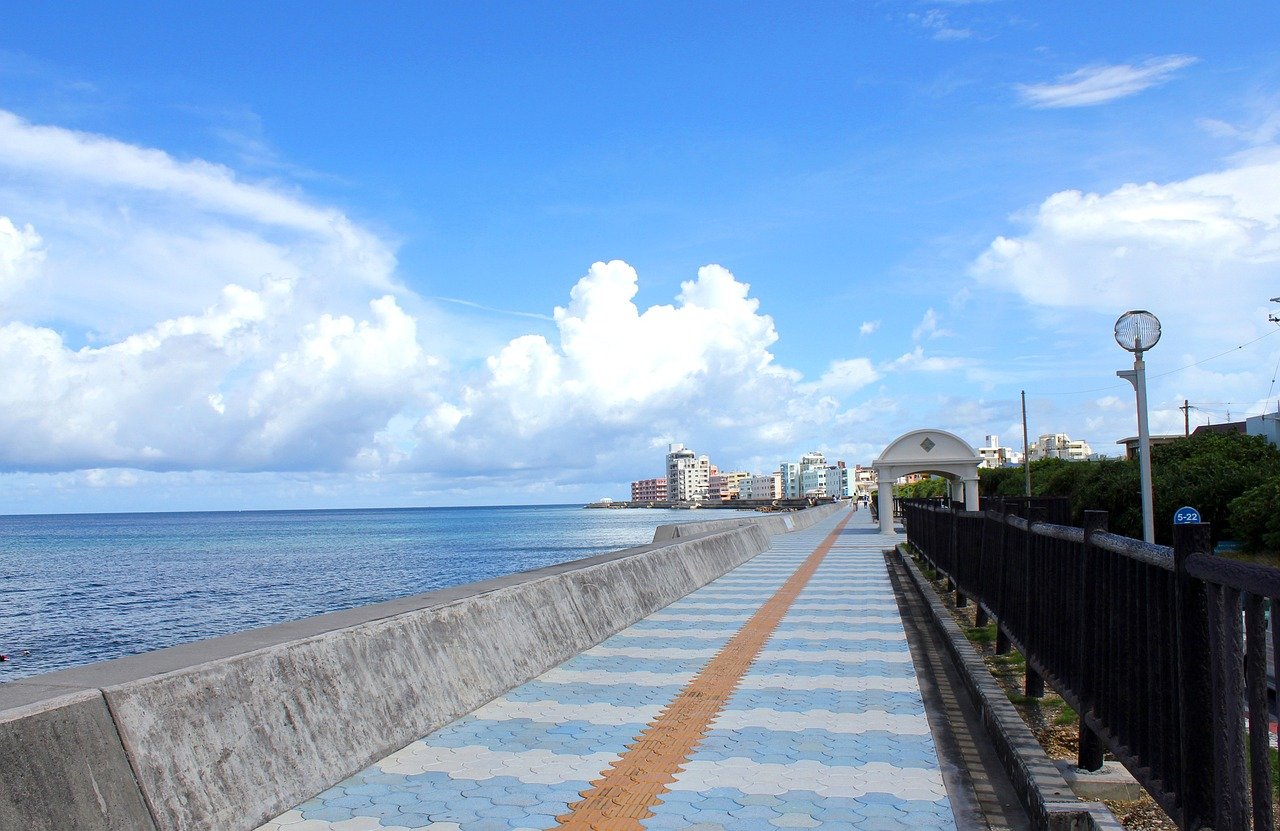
left=258, top=506, right=956, bottom=831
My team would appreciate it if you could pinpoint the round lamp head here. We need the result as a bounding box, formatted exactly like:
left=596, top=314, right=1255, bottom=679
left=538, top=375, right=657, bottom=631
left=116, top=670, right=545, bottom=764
left=1114, top=310, right=1161, bottom=352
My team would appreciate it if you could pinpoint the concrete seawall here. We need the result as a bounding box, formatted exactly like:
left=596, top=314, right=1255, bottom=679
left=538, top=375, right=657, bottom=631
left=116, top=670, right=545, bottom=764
left=651, top=501, right=847, bottom=541
left=1, top=502, right=842, bottom=831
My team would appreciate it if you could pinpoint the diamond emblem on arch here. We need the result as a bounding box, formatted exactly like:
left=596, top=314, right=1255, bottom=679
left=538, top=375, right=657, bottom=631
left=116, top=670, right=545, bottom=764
left=920, top=437, right=936, bottom=453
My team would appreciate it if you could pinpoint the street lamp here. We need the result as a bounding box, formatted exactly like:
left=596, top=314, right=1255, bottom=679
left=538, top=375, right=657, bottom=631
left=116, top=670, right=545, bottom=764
left=1115, top=310, right=1161, bottom=543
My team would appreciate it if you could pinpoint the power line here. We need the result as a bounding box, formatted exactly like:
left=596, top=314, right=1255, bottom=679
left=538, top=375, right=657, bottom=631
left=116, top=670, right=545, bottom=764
left=1028, top=327, right=1280, bottom=397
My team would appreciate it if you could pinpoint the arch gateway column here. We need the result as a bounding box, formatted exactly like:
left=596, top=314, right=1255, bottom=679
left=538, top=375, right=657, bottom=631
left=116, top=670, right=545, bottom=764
left=872, top=429, right=982, bottom=535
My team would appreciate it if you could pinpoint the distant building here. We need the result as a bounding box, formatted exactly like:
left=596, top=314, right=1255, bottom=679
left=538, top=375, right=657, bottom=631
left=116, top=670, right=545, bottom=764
left=824, top=465, right=850, bottom=498
left=977, top=434, right=1018, bottom=469
left=630, top=477, right=666, bottom=502
left=666, top=443, right=711, bottom=502
left=1029, top=433, right=1093, bottom=462
left=709, top=470, right=749, bottom=501
left=740, top=472, right=781, bottom=500
left=850, top=465, right=877, bottom=499
left=1193, top=421, right=1246, bottom=437
left=779, top=462, right=800, bottom=499
left=1247, top=413, right=1280, bottom=447
left=1116, top=435, right=1183, bottom=461
left=798, top=451, right=828, bottom=497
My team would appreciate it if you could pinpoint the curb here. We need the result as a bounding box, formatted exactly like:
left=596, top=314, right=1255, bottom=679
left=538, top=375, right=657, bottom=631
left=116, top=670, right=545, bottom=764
left=894, top=544, right=1123, bottom=831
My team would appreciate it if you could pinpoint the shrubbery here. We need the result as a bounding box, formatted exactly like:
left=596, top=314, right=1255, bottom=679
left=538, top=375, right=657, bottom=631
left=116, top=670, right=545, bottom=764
left=977, top=432, right=1280, bottom=550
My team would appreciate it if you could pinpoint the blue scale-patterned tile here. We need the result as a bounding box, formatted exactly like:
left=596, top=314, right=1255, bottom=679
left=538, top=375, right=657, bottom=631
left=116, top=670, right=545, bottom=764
left=721, top=688, right=925, bottom=714
left=772, top=622, right=903, bottom=635
left=762, top=637, right=909, bottom=652
left=750, top=658, right=918, bottom=678
left=501, top=681, right=682, bottom=707
left=555, top=654, right=708, bottom=674
left=429, top=719, right=639, bottom=757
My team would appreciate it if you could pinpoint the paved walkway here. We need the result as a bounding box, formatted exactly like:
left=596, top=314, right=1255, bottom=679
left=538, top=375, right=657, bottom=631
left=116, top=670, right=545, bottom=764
left=259, top=506, right=958, bottom=831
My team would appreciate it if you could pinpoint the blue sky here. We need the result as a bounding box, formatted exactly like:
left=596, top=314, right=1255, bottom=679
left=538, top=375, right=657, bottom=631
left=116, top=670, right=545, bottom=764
left=1, top=2, right=1279, bottom=513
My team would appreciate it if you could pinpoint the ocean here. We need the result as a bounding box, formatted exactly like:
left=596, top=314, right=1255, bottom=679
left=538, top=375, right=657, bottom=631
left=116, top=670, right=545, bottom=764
left=0, top=504, right=735, bottom=683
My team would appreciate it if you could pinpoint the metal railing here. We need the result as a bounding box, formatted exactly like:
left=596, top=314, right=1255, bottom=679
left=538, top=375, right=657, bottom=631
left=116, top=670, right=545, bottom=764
left=903, top=497, right=1278, bottom=831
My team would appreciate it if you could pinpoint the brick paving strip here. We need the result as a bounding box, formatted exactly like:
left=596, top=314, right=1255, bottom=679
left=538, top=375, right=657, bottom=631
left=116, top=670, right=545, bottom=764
left=553, top=511, right=855, bottom=830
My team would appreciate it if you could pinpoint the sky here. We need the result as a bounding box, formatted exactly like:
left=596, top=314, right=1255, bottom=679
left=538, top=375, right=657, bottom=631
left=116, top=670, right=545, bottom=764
left=1, top=2, right=1279, bottom=513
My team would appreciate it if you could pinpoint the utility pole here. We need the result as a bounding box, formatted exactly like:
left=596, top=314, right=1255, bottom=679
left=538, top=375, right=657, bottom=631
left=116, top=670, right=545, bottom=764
left=1180, top=399, right=1190, bottom=437
left=1021, top=390, right=1031, bottom=496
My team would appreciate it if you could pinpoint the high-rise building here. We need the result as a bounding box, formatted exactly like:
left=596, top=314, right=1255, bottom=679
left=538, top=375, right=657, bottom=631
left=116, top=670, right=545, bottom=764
left=824, top=465, right=850, bottom=498
left=779, top=462, right=800, bottom=498
left=666, top=443, right=711, bottom=502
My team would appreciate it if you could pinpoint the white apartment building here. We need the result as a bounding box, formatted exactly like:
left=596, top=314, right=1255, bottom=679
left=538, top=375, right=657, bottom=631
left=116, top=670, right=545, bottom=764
left=824, top=465, right=850, bottom=499
left=977, top=434, right=1021, bottom=469
left=800, top=466, right=827, bottom=497
left=666, top=443, right=711, bottom=502
left=740, top=473, right=782, bottom=500
left=1028, top=433, right=1092, bottom=462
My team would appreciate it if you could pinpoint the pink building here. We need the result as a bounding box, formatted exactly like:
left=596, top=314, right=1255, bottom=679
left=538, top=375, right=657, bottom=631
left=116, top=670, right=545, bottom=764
left=630, top=478, right=666, bottom=502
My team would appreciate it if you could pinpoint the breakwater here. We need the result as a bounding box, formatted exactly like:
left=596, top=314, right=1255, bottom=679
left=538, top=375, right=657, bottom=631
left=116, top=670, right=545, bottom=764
left=0, top=502, right=843, bottom=831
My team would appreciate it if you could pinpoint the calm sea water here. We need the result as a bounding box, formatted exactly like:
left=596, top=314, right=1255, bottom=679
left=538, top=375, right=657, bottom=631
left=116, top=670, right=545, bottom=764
left=0, top=504, right=733, bottom=682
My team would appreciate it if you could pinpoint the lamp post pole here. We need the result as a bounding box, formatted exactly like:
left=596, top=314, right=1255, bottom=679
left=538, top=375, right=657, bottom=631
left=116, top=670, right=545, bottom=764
left=1115, top=311, right=1161, bottom=544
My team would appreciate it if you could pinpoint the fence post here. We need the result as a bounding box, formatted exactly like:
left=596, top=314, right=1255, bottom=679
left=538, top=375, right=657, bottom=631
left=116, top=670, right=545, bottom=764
left=1174, top=522, right=1214, bottom=830
left=951, top=503, right=968, bottom=607
left=1077, top=510, right=1107, bottom=772
left=1023, top=507, right=1046, bottom=699
left=994, top=504, right=1011, bottom=655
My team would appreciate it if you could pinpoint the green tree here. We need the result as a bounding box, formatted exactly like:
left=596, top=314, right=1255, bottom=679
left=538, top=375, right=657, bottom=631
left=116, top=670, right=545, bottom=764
left=896, top=476, right=950, bottom=499
left=1228, top=477, right=1280, bottom=553
left=1150, top=432, right=1280, bottom=544
left=973, top=433, right=1280, bottom=544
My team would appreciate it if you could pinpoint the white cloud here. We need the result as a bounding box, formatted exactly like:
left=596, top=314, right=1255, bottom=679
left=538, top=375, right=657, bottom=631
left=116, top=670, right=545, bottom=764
left=811, top=358, right=881, bottom=393
left=408, top=261, right=816, bottom=476
left=911, top=308, right=951, bottom=341
left=1017, top=55, right=1198, bottom=108
left=859, top=320, right=881, bottom=336
left=0, top=216, right=44, bottom=299
left=909, top=9, right=973, bottom=41
left=888, top=345, right=970, bottom=373
left=969, top=147, right=1280, bottom=338
left=0, top=109, right=397, bottom=336
left=0, top=275, right=437, bottom=472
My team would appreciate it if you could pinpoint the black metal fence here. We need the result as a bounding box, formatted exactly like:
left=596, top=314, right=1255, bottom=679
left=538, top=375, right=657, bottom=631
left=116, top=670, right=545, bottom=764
left=903, top=498, right=1279, bottom=831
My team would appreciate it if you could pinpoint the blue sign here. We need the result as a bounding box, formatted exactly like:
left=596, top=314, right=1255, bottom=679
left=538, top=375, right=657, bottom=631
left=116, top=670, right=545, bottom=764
left=1173, top=506, right=1201, bottom=525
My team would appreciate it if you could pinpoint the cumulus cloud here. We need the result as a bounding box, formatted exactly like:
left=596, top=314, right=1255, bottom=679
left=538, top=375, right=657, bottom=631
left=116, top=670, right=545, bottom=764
left=0, top=275, right=436, bottom=472
left=0, top=111, right=934, bottom=504
left=0, top=216, right=44, bottom=299
left=408, top=261, right=816, bottom=476
left=969, top=147, right=1280, bottom=336
left=859, top=320, right=880, bottom=336
left=1017, top=55, right=1198, bottom=108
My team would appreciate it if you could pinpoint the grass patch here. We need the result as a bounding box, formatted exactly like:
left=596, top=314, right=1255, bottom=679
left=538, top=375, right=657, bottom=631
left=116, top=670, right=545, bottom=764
left=1053, top=704, right=1079, bottom=727
left=993, top=651, right=1026, bottom=668
left=966, top=622, right=997, bottom=644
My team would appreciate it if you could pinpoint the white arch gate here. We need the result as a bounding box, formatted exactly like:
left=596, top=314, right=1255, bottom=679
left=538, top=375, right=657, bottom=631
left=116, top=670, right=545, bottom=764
left=872, top=428, right=981, bottom=535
